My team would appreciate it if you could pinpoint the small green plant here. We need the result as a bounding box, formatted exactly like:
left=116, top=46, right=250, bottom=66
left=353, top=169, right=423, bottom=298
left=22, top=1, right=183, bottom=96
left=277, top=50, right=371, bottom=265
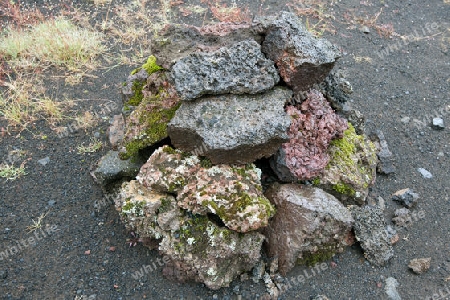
left=77, top=138, right=103, bottom=154
left=0, top=162, right=27, bottom=181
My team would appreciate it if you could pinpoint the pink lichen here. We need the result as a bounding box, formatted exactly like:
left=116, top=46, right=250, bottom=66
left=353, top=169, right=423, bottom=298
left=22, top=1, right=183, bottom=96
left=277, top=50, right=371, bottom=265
left=282, top=89, right=348, bottom=180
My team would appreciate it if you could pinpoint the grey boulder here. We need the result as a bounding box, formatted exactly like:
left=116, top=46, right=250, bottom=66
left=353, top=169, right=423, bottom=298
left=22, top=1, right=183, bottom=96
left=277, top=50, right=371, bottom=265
left=262, top=12, right=340, bottom=92
left=171, top=39, right=279, bottom=100
left=168, top=87, right=292, bottom=164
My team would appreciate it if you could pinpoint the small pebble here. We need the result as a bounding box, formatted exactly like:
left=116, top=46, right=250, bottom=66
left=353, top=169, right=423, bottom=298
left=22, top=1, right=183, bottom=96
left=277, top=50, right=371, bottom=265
left=400, top=116, right=410, bottom=124
left=432, top=117, right=444, bottom=130
left=37, top=156, right=50, bottom=166
left=408, top=257, right=431, bottom=274
left=418, top=168, right=433, bottom=178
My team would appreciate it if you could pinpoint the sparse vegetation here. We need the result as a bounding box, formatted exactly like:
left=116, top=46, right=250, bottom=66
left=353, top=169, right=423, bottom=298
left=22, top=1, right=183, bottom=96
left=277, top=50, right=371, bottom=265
left=26, top=211, right=49, bottom=233
left=77, top=137, right=103, bottom=154
left=0, top=17, right=106, bottom=72
left=0, top=162, right=27, bottom=181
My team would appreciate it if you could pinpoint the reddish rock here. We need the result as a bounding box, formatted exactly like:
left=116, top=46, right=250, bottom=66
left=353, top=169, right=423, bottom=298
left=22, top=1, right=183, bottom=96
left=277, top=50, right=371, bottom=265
left=263, top=184, right=353, bottom=275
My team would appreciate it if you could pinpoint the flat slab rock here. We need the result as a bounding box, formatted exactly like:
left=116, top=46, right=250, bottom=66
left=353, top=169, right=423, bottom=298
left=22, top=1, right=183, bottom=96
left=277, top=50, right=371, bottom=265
left=262, top=12, right=340, bottom=92
left=263, top=184, right=354, bottom=275
left=170, top=39, right=280, bottom=100
left=168, top=87, right=292, bottom=164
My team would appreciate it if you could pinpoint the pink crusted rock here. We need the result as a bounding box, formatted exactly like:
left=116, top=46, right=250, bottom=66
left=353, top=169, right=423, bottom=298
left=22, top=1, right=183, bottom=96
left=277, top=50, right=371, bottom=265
left=271, top=90, right=348, bottom=181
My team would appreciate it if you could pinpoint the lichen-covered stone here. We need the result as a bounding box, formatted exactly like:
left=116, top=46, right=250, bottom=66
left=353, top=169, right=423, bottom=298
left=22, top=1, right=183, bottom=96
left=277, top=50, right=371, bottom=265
left=115, top=180, right=180, bottom=244
left=263, top=184, right=354, bottom=275
left=168, top=87, right=292, bottom=164
left=262, top=12, right=340, bottom=92
left=161, top=214, right=264, bottom=290
left=271, top=89, right=348, bottom=181
left=114, top=180, right=264, bottom=290
left=170, top=39, right=279, bottom=100
left=317, top=123, right=377, bottom=206
left=350, top=205, right=394, bottom=266
left=119, top=71, right=180, bottom=160
left=136, top=146, right=275, bottom=232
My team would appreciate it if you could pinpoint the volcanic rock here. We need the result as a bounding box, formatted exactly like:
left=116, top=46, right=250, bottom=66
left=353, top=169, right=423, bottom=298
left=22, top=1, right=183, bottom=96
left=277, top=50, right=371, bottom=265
left=91, top=150, right=145, bottom=188
left=136, top=146, right=275, bottom=233
left=262, top=12, right=340, bottom=92
left=350, top=205, right=394, bottom=266
left=391, top=188, right=419, bottom=208
left=408, top=257, right=431, bottom=274
left=115, top=180, right=264, bottom=290
left=318, top=123, right=377, bottom=206
left=171, top=39, right=279, bottom=100
left=168, top=87, right=292, bottom=164
left=263, top=184, right=354, bottom=275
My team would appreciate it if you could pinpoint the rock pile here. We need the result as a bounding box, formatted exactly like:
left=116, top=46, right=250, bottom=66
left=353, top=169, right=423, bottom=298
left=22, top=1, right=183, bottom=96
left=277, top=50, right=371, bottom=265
left=92, top=11, right=395, bottom=294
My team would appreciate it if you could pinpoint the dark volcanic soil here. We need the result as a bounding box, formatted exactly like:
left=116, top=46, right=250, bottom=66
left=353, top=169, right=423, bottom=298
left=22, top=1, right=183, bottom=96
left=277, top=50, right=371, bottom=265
left=0, top=0, right=449, bottom=299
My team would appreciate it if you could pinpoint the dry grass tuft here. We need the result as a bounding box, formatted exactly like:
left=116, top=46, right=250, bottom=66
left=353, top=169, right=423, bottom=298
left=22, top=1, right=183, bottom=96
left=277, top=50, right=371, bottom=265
left=202, top=0, right=251, bottom=23
left=0, top=75, right=64, bottom=130
left=343, top=8, right=398, bottom=38
left=287, top=1, right=337, bottom=36
left=0, top=17, right=107, bottom=72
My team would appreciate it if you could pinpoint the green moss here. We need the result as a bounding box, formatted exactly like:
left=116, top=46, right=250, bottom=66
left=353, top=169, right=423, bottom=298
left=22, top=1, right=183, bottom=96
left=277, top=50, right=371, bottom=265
left=120, top=99, right=181, bottom=159
left=332, top=182, right=356, bottom=196
left=199, top=156, right=213, bottom=168
left=312, top=177, right=321, bottom=186
left=296, top=245, right=336, bottom=267
left=326, top=123, right=377, bottom=197
left=127, top=80, right=145, bottom=106
left=162, top=145, right=178, bottom=155
left=131, top=55, right=163, bottom=75
left=158, top=197, right=173, bottom=214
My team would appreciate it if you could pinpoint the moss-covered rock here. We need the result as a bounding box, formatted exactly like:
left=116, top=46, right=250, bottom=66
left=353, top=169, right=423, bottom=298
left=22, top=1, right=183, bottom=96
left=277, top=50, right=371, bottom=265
left=119, top=70, right=180, bottom=160
left=319, top=123, right=377, bottom=206
left=136, top=145, right=275, bottom=232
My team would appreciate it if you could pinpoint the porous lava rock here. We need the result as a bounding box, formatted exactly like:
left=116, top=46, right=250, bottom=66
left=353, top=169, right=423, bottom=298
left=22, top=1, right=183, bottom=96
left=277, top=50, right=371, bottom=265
left=171, top=39, right=279, bottom=100
left=136, top=146, right=275, bottom=233
left=350, top=205, right=394, bottom=266
left=168, top=87, right=292, bottom=164
left=263, top=184, right=354, bottom=275
left=262, top=12, right=340, bottom=92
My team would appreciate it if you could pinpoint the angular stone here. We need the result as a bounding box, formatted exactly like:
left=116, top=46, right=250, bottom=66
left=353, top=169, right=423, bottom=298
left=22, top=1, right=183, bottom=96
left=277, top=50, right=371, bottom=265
left=90, top=150, right=145, bottom=187
left=392, top=208, right=411, bottom=227
left=115, top=180, right=179, bottom=242
left=108, top=114, right=125, bottom=150
left=408, top=257, right=431, bottom=274
left=263, top=184, right=353, bottom=275
left=350, top=205, right=394, bottom=266
left=262, top=12, right=340, bottom=92
left=136, top=146, right=275, bottom=233
left=371, top=130, right=396, bottom=175
left=168, top=87, right=292, bottom=164
left=119, top=71, right=181, bottom=160
left=270, top=90, right=348, bottom=181
left=318, top=123, right=377, bottom=206
left=171, top=39, right=279, bottom=100
left=391, top=188, right=419, bottom=208
left=115, top=180, right=264, bottom=290
left=151, top=22, right=263, bottom=69
left=161, top=214, right=265, bottom=290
